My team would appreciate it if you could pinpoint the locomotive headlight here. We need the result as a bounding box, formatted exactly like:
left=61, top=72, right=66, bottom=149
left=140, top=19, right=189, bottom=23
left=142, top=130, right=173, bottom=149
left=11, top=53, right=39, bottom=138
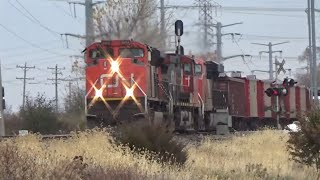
left=126, top=87, right=134, bottom=97
left=111, top=60, right=119, bottom=73
left=94, top=88, right=103, bottom=99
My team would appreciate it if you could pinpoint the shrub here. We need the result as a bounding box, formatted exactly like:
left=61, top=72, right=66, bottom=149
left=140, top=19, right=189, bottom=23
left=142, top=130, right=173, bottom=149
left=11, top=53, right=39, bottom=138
left=287, top=107, right=320, bottom=172
left=114, top=121, right=187, bottom=165
left=20, top=94, right=62, bottom=134
left=4, top=109, right=23, bottom=135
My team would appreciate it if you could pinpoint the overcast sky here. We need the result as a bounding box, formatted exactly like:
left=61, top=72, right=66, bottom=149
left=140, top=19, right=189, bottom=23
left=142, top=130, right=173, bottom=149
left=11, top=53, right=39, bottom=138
left=0, top=0, right=317, bottom=111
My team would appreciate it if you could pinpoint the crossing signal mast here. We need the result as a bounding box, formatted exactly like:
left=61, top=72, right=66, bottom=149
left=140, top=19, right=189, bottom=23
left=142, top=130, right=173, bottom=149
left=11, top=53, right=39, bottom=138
left=264, top=77, right=297, bottom=129
left=264, top=78, right=296, bottom=97
left=263, top=55, right=297, bottom=129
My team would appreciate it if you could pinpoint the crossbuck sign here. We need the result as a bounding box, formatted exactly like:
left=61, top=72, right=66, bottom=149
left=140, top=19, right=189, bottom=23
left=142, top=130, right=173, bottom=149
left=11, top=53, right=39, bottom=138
left=277, top=59, right=286, bottom=75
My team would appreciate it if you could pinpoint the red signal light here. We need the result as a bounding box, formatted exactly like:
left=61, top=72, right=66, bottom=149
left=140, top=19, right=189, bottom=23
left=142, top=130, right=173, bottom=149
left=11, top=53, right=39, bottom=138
left=283, top=78, right=288, bottom=86
left=265, top=88, right=274, bottom=97
left=265, top=87, right=288, bottom=97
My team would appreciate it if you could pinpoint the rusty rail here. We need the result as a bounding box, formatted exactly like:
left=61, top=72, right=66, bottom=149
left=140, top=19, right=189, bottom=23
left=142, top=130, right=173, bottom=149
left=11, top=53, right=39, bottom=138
left=0, top=134, right=72, bottom=140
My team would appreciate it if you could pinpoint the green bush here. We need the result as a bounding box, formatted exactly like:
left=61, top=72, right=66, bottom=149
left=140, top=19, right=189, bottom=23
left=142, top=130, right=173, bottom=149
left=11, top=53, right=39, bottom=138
left=287, top=107, right=320, bottom=172
left=20, top=94, right=62, bottom=134
left=114, top=121, right=187, bottom=165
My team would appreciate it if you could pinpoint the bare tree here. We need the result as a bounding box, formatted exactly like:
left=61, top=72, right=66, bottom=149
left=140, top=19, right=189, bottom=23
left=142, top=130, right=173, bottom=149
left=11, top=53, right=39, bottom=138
left=296, top=47, right=320, bottom=87
left=296, top=73, right=311, bottom=87
left=298, top=47, right=320, bottom=63
left=93, top=0, right=172, bottom=50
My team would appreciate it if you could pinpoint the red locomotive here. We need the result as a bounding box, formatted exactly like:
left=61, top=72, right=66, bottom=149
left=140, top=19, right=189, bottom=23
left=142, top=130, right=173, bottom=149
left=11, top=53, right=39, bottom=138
left=84, top=39, right=310, bottom=132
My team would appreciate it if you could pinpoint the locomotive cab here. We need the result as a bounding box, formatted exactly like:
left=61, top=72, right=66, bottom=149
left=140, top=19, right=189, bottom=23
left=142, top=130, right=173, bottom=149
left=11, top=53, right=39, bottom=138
left=85, top=40, right=156, bottom=127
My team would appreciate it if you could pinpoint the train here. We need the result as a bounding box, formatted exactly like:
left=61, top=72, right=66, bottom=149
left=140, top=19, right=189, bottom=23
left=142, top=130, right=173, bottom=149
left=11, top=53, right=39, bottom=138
left=84, top=39, right=310, bottom=134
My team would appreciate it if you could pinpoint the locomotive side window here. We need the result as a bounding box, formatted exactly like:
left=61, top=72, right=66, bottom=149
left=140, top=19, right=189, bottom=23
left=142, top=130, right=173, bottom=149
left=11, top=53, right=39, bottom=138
left=105, top=47, right=114, bottom=58
left=119, top=48, right=144, bottom=58
left=195, top=64, right=202, bottom=75
left=89, top=49, right=103, bottom=59
left=184, top=64, right=191, bottom=75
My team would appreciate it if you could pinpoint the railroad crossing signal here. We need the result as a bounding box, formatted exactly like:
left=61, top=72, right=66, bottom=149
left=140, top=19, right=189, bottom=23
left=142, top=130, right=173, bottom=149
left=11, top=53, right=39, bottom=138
left=283, top=78, right=297, bottom=87
left=265, top=87, right=288, bottom=97
left=277, top=59, right=286, bottom=75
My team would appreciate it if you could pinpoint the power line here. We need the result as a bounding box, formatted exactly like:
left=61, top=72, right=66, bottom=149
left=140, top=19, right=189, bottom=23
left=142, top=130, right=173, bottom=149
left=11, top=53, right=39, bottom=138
left=0, top=23, right=68, bottom=56
left=1, top=47, right=78, bottom=59
left=160, top=5, right=304, bottom=12
left=222, top=6, right=304, bottom=12
left=51, top=2, right=84, bottom=22
left=233, top=40, right=253, bottom=71
left=253, top=41, right=289, bottom=80
left=3, top=55, right=69, bottom=66
left=226, top=11, right=304, bottom=18
left=56, top=0, right=105, bottom=47
left=243, top=34, right=309, bottom=40
left=0, top=40, right=63, bottom=52
left=8, top=0, right=61, bottom=38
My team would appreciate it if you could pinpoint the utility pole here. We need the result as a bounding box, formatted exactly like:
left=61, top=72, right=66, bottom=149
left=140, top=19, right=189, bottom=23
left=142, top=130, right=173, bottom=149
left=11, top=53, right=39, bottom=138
left=310, top=0, right=318, bottom=104
left=60, top=78, right=74, bottom=111
left=214, top=22, right=243, bottom=62
left=48, top=64, right=65, bottom=112
left=16, top=62, right=35, bottom=109
left=307, top=0, right=314, bottom=100
left=160, top=0, right=166, bottom=49
left=0, top=62, right=5, bottom=136
left=253, top=41, right=289, bottom=80
left=59, top=0, right=105, bottom=47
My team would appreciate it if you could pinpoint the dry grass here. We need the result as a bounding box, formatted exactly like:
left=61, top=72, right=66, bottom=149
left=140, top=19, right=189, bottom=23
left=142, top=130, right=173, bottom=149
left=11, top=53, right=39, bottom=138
left=0, top=129, right=318, bottom=180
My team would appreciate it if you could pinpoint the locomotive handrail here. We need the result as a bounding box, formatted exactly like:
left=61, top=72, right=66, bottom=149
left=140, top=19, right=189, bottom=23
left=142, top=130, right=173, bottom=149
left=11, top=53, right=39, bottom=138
left=131, top=77, right=148, bottom=115
left=198, top=93, right=205, bottom=119
left=157, top=79, right=189, bottom=87
left=85, top=78, right=99, bottom=115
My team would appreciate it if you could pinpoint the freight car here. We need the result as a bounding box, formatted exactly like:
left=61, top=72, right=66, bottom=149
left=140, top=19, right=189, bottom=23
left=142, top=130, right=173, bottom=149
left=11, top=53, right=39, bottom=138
left=84, top=39, right=310, bottom=133
left=210, top=75, right=310, bottom=131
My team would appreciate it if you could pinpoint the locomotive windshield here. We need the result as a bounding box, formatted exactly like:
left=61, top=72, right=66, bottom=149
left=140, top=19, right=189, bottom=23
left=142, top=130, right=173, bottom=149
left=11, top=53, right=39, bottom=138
left=184, top=64, right=191, bottom=75
left=119, top=48, right=144, bottom=58
left=195, top=64, right=202, bottom=75
left=89, top=47, right=114, bottom=59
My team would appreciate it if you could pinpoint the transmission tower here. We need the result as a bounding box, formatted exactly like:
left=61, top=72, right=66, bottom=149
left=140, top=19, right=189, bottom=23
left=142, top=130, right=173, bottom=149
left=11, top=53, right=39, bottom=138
left=195, top=0, right=219, bottom=51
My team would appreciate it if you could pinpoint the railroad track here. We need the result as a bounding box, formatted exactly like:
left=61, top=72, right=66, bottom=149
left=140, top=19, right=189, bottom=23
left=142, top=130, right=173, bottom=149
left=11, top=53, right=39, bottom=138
left=0, top=130, right=258, bottom=141
left=0, top=134, right=72, bottom=140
